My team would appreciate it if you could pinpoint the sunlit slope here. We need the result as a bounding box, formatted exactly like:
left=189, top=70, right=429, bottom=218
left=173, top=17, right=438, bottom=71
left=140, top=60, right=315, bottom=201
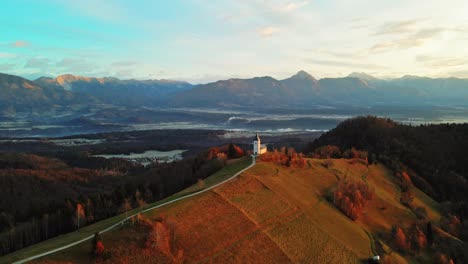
left=34, top=158, right=443, bottom=264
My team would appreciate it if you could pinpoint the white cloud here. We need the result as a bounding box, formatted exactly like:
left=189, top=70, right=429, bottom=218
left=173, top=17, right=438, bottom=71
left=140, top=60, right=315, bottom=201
left=374, top=20, right=421, bottom=35
left=258, top=26, right=279, bottom=38
left=11, top=40, right=30, bottom=48
left=0, top=52, right=16, bottom=59
left=0, top=63, right=15, bottom=71
left=416, top=55, right=467, bottom=67
left=25, top=58, right=50, bottom=68
left=284, top=1, right=309, bottom=12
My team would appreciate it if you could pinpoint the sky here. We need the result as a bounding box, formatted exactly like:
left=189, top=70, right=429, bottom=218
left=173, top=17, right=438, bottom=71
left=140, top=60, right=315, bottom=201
left=1, top=0, right=468, bottom=83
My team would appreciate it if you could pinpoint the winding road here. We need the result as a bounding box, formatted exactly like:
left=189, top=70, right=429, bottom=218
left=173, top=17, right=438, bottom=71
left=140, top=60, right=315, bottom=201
left=12, top=156, right=256, bottom=264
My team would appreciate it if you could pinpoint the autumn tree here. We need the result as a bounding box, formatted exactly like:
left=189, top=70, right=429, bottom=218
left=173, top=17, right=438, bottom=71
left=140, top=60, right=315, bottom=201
left=119, top=198, right=132, bottom=219
left=260, top=147, right=305, bottom=168
left=197, top=179, right=205, bottom=190
left=392, top=226, right=408, bottom=252
left=333, top=179, right=373, bottom=220
left=435, top=253, right=455, bottom=264
left=86, top=198, right=94, bottom=223
left=73, top=203, right=86, bottom=230
left=314, top=145, right=341, bottom=159
left=409, top=225, right=427, bottom=252
left=91, top=232, right=105, bottom=258
left=135, top=190, right=146, bottom=212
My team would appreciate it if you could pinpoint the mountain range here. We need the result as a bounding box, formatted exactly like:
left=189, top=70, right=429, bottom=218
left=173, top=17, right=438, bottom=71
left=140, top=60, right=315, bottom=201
left=1, top=71, right=468, bottom=116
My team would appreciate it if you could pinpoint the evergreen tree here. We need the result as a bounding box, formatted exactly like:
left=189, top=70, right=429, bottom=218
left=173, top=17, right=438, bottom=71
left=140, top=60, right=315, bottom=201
left=427, top=221, right=434, bottom=246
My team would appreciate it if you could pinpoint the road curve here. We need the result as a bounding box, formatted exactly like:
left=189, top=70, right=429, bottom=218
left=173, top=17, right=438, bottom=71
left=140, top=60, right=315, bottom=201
left=13, top=156, right=256, bottom=264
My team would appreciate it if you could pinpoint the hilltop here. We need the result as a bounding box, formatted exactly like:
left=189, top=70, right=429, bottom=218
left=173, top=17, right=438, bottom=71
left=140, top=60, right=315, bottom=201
left=28, top=156, right=457, bottom=263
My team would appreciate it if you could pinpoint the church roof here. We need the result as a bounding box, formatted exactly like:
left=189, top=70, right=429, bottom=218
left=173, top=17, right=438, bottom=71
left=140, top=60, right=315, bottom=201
left=253, top=132, right=261, bottom=141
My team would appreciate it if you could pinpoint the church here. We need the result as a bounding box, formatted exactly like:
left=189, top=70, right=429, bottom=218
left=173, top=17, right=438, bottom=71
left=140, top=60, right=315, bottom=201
left=252, top=132, right=267, bottom=155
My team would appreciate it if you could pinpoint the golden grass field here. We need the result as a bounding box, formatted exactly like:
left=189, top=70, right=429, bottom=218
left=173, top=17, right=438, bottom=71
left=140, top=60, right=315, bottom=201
left=31, top=157, right=447, bottom=264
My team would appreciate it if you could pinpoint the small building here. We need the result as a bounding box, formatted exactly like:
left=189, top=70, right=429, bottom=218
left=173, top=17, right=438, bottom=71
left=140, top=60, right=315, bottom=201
left=253, top=132, right=267, bottom=155
left=368, top=255, right=380, bottom=264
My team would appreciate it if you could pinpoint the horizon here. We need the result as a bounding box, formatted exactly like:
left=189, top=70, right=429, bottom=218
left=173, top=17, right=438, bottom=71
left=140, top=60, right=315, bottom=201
left=1, top=0, right=468, bottom=83
left=4, top=70, right=468, bottom=85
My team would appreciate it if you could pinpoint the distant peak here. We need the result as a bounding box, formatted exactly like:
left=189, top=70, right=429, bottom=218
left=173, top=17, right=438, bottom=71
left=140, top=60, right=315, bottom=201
left=34, top=76, right=54, bottom=82
left=400, top=75, right=423, bottom=80
left=290, top=70, right=316, bottom=81
left=347, top=72, right=378, bottom=81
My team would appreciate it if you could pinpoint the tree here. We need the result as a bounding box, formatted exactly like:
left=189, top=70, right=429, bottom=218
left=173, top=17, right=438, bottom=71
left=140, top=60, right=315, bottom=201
left=410, top=225, right=427, bottom=252
left=119, top=199, right=132, bottom=219
left=86, top=198, right=94, bottom=223
left=197, top=179, right=205, bottom=190
left=227, top=143, right=237, bottom=159
left=393, top=226, right=408, bottom=252
left=135, top=190, right=146, bottom=212
left=333, top=179, right=373, bottom=220
left=426, top=221, right=434, bottom=246
left=73, top=203, right=85, bottom=230
left=91, top=232, right=105, bottom=257
left=441, top=214, right=462, bottom=237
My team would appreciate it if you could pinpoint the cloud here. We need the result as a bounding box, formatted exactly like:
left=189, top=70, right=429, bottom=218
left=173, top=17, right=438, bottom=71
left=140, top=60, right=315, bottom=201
left=309, top=48, right=364, bottom=59
left=367, top=27, right=447, bottom=53
left=0, top=52, right=16, bottom=59
left=25, top=58, right=50, bottom=68
left=416, top=55, right=467, bottom=67
left=111, top=60, right=138, bottom=67
left=258, top=26, right=279, bottom=38
left=56, top=57, right=92, bottom=72
left=306, top=58, right=388, bottom=70
left=284, top=1, right=309, bottom=12
left=374, top=20, right=421, bottom=35
left=11, top=40, right=30, bottom=48
left=0, top=63, right=15, bottom=71
left=447, top=70, right=468, bottom=78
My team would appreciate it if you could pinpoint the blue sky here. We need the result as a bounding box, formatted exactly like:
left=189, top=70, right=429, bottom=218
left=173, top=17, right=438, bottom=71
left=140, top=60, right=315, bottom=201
left=1, top=0, right=468, bottom=83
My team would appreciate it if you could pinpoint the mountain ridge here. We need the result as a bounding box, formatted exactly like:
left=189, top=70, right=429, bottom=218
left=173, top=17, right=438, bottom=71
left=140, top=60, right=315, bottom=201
left=2, top=71, right=468, bottom=116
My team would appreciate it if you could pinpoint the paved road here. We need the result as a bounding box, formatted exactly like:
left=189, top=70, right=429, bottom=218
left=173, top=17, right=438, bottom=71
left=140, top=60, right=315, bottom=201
left=13, top=156, right=256, bottom=264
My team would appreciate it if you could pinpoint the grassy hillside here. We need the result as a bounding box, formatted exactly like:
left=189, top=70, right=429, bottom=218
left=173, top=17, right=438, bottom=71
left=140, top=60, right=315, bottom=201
left=27, top=157, right=450, bottom=264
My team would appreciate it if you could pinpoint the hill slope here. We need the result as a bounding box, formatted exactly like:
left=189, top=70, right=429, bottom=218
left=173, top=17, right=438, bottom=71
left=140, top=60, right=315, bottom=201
left=30, top=157, right=450, bottom=263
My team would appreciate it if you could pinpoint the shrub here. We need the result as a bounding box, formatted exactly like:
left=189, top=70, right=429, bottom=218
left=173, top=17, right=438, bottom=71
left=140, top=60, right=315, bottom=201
left=322, top=159, right=334, bottom=168
left=413, top=207, right=428, bottom=220
left=91, top=232, right=105, bottom=258
left=314, top=145, right=341, bottom=159
left=400, top=191, right=414, bottom=206
left=260, top=148, right=306, bottom=168
left=441, top=214, right=462, bottom=237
